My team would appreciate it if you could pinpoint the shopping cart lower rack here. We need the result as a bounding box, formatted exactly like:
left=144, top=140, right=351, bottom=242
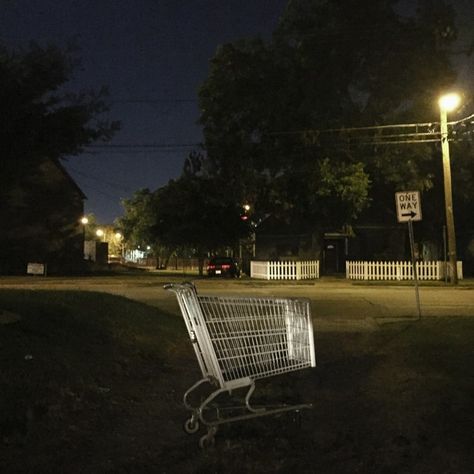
left=164, top=282, right=316, bottom=448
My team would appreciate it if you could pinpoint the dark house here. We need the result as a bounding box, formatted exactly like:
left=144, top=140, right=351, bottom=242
left=0, top=159, right=86, bottom=275
left=253, top=213, right=409, bottom=275
left=253, top=215, right=327, bottom=266
left=254, top=218, right=354, bottom=275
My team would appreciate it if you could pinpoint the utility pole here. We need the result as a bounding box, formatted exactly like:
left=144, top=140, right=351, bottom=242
left=439, top=94, right=459, bottom=284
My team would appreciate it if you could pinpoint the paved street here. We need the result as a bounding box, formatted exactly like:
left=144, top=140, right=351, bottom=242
left=1, top=275, right=473, bottom=330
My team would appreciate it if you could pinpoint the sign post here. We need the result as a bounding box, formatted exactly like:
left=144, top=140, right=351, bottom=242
left=395, top=191, right=422, bottom=320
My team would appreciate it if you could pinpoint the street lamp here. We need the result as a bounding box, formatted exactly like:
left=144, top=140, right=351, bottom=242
left=114, top=232, right=124, bottom=261
left=79, top=216, right=89, bottom=259
left=96, top=228, right=105, bottom=241
left=438, top=92, right=461, bottom=284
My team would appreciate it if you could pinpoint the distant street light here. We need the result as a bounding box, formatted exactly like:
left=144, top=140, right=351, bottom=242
left=80, top=216, right=88, bottom=259
left=438, top=92, right=461, bottom=284
left=114, top=232, right=124, bottom=261
left=96, top=228, right=105, bottom=241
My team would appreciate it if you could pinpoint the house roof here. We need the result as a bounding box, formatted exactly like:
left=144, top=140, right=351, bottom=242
left=52, top=159, right=87, bottom=200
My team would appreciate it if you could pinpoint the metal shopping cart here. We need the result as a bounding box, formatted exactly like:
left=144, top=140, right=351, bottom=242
left=165, top=282, right=316, bottom=448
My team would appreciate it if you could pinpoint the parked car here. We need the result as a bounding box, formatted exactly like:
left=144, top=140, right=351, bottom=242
left=207, top=256, right=240, bottom=278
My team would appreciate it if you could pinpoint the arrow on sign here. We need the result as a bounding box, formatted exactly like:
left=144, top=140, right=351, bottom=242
left=401, top=211, right=417, bottom=218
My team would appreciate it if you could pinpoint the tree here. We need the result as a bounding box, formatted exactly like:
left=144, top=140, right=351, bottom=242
left=198, top=0, right=459, bottom=235
left=0, top=42, right=119, bottom=273
left=117, top=172, right=251, bottom=274
left=118, top=189, right=156, bottom=250
left=151, top=175, right=250, bottom=273
left=0, top=42, right=119, bottom=190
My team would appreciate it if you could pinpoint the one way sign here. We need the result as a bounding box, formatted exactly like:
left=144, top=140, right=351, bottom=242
left=395, top=191, right=422, bottom=223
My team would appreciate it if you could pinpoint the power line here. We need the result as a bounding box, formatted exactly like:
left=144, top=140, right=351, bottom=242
left=66, top=165, right=133, bottom=192
left=84, top=149, right=193, bottom=155
left=79, top=182, right=125, bottom=201
left=271, top=113, right=473, bottom=136
left=111, top=99, right=198, bottom=104
left=450, top=112, right=474, bottom=125
left=86, top=143, right=200, bottom=149
left=269, top=112, right=474, bottom=146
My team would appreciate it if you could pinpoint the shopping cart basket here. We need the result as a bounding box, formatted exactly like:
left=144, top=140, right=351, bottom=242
left=164, top=282, right=316, bottom=448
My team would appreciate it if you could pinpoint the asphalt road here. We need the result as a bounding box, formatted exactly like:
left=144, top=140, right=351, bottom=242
left=1, top=274, right=473, bottom=330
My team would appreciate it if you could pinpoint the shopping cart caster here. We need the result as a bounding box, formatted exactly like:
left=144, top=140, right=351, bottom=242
left=199, top=427, right=217, bottom=449
left=184, top=417, right=200, bottom=434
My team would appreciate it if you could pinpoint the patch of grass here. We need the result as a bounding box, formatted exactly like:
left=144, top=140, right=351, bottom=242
left=0, top=288, right=184, bottom=354
left=0, top=289, right=187, bottom=470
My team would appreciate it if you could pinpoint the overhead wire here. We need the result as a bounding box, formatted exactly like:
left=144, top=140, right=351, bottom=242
left=65, top=165, right=133, bottom=192
left=87, top=143, right=200, bottom=149
left=111, top=98, right=197, bottom=104
left=268, top=111, right=474, bottom=145
left=84, top=142, right=202, bottom=154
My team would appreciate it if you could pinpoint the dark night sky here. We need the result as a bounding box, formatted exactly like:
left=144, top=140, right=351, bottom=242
left=1, top=0, right=473, bottom=223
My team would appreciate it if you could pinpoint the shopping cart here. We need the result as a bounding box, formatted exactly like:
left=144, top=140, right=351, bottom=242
left=164, top=282, right=316, bottom=448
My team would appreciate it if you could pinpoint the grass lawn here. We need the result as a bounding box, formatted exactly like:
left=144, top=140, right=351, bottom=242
left=0, top=289, right=473, bottom=473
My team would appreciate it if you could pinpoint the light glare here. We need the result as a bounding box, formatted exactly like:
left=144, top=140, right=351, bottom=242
left=439, top=93, right=461, bottom=112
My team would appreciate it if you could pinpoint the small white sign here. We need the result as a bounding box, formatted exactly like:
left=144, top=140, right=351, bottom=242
left=395, top=191, right=422, bottom=223
left=27, top=263, right=46, bottom=275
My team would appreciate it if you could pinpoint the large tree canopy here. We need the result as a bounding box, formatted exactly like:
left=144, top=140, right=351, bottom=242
left=1, top=42, right=119, bottom=187
left=198, top=0, right=459, bottom=232
left=0, top=43, right=119, bottom=273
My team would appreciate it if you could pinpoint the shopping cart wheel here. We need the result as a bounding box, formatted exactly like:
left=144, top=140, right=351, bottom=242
left=184, top=418, right=200, bottom=434
left=199, top=427, right=217, bottom=449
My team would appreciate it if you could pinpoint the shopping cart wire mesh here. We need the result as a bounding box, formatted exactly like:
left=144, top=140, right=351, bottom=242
left=165, top=282, right=316, bottom=448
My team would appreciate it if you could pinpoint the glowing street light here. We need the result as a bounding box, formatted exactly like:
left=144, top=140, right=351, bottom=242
left=438, top=93, right=460, bottom=113
left=438, top=92, right=461, bottom=284
left=80, top=216, right=89, bottom=259
left=96, top=228, right=105, bottom=241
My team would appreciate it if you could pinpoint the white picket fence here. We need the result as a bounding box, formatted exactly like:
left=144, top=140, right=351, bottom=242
left=346, top=260, right=463, bottom=281
left=251, top=260, right=320, bottom=280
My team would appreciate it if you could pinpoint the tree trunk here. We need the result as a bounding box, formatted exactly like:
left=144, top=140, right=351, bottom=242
left=198, top=256, right=204, bottom=276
